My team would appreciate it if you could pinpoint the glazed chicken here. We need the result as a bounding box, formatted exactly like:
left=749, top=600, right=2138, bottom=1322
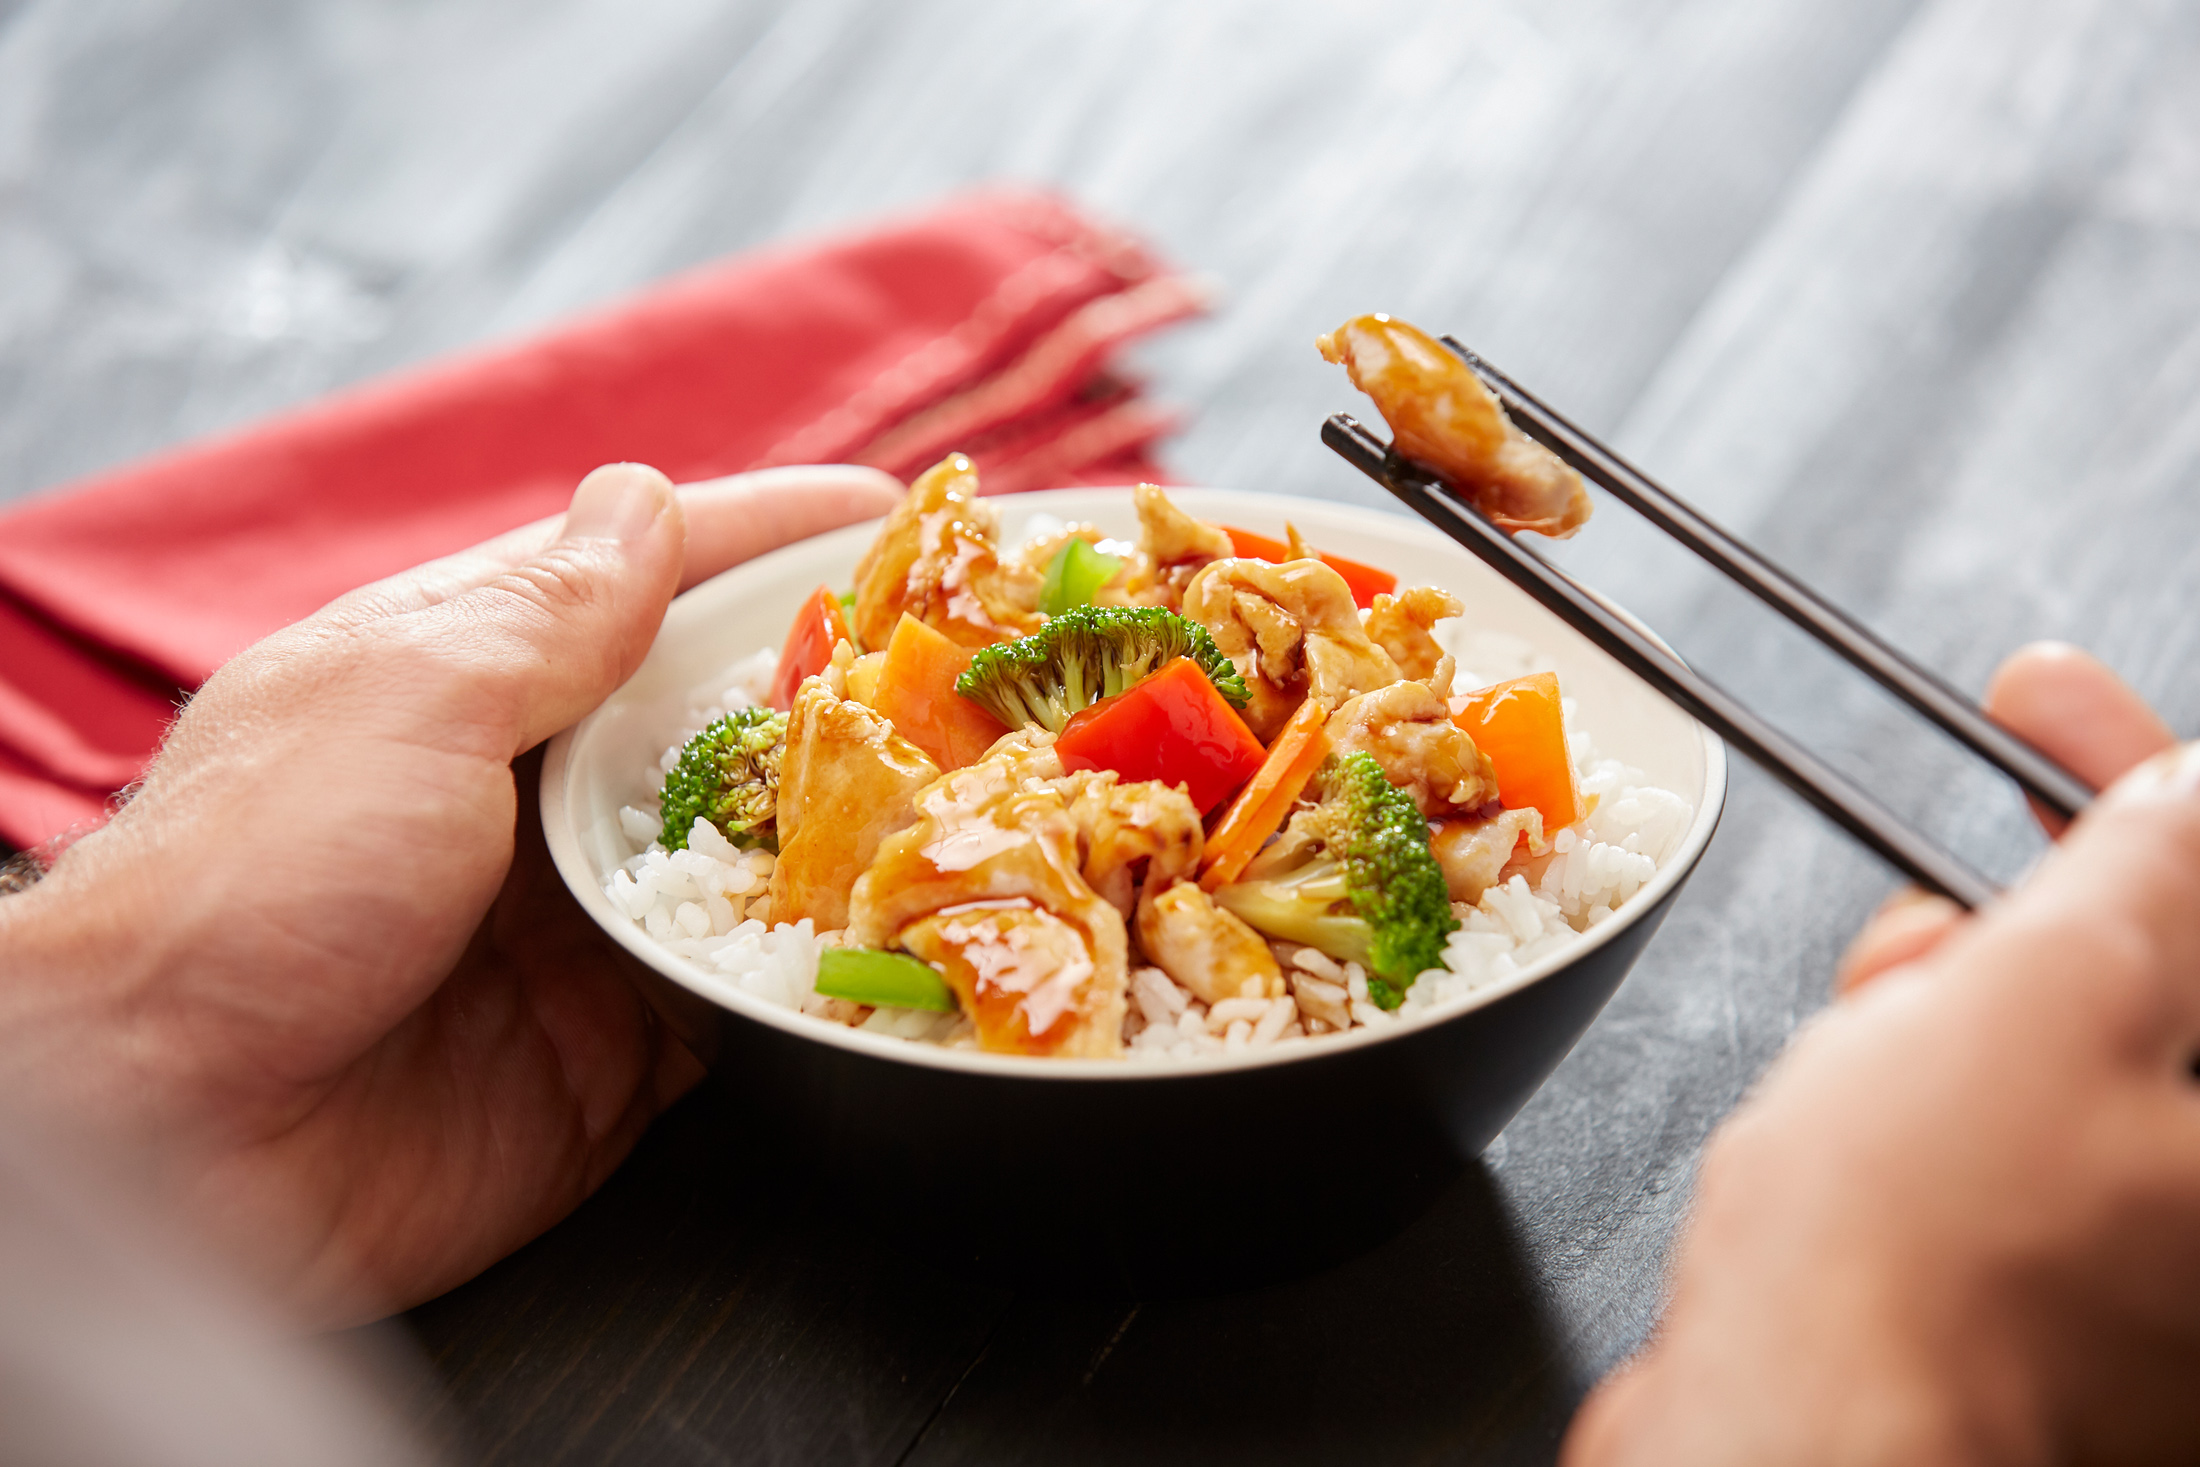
left=849, top=452, right=1044, bottom=651
left=900, top=903, right=1115, bottom=1057
left=1053, top=767, right=1199, bottom=916
left=1363, top=585, right=1464, bottom=681
left=1432, top=808, right=1546, bottom=904
left=766, top=677, right=941, bottom=930
left=1323, top=677, right=1497, bottom=818
left=1319, top=315, right=1592, bottom=539
left=1125, top=482, right=1234, bottom=610
left=847, top=741, right=1129, bottom=1057
left=1139, top=881, right=1284, bottom=1006
left=1054, top=767, right=1283, bottom=1005
left=1180, top=556, right=1403, bottom=741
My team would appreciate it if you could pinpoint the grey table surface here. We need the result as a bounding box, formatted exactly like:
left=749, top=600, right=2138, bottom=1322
left=5, top=1, right=2199, bottom=1462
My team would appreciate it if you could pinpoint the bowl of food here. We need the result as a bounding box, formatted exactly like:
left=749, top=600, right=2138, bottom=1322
left=540, top=444, right=1723, bottom=1287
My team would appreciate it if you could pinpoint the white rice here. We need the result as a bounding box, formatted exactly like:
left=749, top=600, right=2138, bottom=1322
left=603, top=617, right=1693, bottom=1063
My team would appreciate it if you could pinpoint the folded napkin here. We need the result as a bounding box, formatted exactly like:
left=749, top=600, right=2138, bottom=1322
left=0, top=189, right=1204, bottom=850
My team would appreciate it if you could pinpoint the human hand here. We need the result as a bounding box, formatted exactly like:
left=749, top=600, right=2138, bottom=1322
left=1563, top=643, right=2200, bottom=1465
left=0, top=462, right=900, bottom=1326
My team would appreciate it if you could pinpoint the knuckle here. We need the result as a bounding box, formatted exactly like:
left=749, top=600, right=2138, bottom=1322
left=488, top=549, right=609, bottom=626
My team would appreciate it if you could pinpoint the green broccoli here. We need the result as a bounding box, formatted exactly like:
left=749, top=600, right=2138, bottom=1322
left=657, top=706, right=789, bottom=852
left=1212, top=752, right=1458, bottom=1008
left=953, top=604, right=1251, bottom=733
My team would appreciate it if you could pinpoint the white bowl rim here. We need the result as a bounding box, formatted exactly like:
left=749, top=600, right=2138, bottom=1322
left=541, top=488, right=1728, bottom=1083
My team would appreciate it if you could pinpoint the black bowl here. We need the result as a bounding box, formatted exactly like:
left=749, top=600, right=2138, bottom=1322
left=544, top=489, right=1727, bottom=1291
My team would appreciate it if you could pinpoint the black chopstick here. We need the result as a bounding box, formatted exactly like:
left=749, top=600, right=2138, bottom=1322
left=1438, top=336, right=2094, bottom=823
left=1322, top=413, right=2001, bottom=910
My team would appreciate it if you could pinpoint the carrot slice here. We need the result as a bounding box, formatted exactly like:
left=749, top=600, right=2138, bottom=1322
left=1450, top=671, right=1583, bottom=830
left=769, top=586, right=852, bottom=710
left=1221, top=526, right=1398, bottom=609
left=875, top=613, right=1008, bottom=771
left=1197, top=696, right=1332, bottom=890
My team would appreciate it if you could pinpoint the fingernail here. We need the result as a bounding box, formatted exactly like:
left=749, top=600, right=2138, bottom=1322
left=2102, top=741, right=2200, bottom=808
left=563, top=463, right=672, bottom=543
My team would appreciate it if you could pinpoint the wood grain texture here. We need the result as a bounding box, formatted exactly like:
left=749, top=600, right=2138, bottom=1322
left=7, top=0, right=2199, bottom=1462
left=401, top=1078, right=1010, bottom=1467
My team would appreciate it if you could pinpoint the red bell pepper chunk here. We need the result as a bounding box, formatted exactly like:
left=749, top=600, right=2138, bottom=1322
left=1221, top=526, right=1398, bottom=609
left=1055, top=657, right=1266, bottom=815
left=770, top=586, right=852, bottom=710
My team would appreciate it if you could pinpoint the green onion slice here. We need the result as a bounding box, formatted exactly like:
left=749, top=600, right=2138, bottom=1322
left=1038, top=538, right=1126, bottom=616
left=814, top=946, right=958, bottom=1013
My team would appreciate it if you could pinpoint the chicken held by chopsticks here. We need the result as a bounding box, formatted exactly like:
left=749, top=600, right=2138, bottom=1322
left=1319, top=314, right=1592, bottom=539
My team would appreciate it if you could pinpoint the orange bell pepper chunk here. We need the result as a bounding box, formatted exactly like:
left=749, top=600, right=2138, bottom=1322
left=1450, top=671, right=1583, bottom=830
left=770, top=586, right=853, bottom=710
left=1198, top=696, right=1332, bottom=890
left=1221, top=525, right=1292, bottom=562
left=1221, top=526, right=1398, bottom=608
left=875, top=613, right=1008, bottom=771
left=1055, top=657, right=1266, bottom=815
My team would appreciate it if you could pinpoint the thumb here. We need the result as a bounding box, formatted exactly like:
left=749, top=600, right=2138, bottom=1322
left=417, top=463, right=685, bottom=755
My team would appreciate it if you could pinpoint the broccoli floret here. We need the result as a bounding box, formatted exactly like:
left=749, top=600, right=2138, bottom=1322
left=1213, top=752, right=1457, bottom=1007
left=953, top=604, right=1251, bottom=733
left=657, top=707, right=789, bottom=852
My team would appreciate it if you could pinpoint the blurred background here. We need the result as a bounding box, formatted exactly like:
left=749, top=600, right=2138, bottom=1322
left=4, top=0, right=2198, bottom=1460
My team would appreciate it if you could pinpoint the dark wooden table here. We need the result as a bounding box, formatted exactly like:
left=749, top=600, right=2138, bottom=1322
left=7, top=1, right=2199, bottom=1460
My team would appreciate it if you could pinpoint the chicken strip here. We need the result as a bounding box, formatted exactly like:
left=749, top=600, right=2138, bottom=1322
left=1125, top=482, right=1234, bottom=610
left=1053, top=768, right=1200, bottom=916
left=849, top=744, right=1126, bottom=1057
left=1319, top=315, right=1592, bottom=538
left=766, top=678, right=940, bottom=930
left=1053, top=767, right=1285, bottom=1006
left=850, top=452, right=1044, bottom=652
left=1180, top=556, right=1403, bottom=741
left=901, top=902, right=1123, bottom=1059
left=1137, top=881, right=1284, bottom=1006
left=1432, top=808, right=1546, bottom=905
left=1324, top=678, right=1498, bottom=818
left=1363, top=585, right=1464, bottom=681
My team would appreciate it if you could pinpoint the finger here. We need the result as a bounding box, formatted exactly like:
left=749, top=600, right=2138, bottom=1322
left=1560, top=1359, right=1658, bottom=1467
left=312, top=464, right=903, bottom=627
left=313, top=519, right=570, bottom=628
left=676, top=465, right=902, bottom=591
left=1986, top=643, right=2175, bottom=834
left=404, top=462, right=686, bottom=755
left=1972, top=741, right=2200, bottom=1047
left=1834, top=887, right=1965, bottom=997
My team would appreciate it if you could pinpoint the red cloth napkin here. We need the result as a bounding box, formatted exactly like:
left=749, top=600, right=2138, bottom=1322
left=0, top=190, right=1204, bottom=850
